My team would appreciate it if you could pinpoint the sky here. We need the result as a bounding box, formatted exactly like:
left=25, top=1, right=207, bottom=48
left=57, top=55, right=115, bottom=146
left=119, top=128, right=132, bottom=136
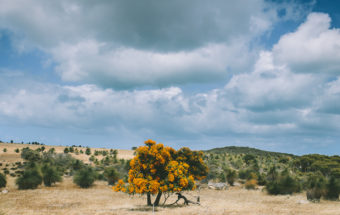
left=0, top=0, right=340, bottom=155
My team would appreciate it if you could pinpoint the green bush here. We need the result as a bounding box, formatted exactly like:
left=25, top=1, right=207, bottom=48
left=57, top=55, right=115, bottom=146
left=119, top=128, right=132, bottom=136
left=0, top=172, right=6, bottom=188
left=324, top=176, right=340, bottom=200
left=41, top=164, right=62, bottom=187
left=226, top=169, right=237, bottom=186
left=85, top=148, right=91, bottom=155
left=238, top=169, right=254, bottom=180
left=21, top=148, right=41, bottom=162
left=306, top=173, right=325, bottom=202
left=73, top=167, right=96, bottom=188
left=16, top=168, right=42, bottom=189
left=104, top=167, right=119, bottom=185
left=257, top=173, right=267, bottom=186
left=218, top=172, right=227, bottom=182
left=266, top=170, right=301, bottom=195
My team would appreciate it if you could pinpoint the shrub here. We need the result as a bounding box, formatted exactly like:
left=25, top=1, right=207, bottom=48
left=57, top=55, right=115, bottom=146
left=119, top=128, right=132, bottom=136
left=71, top=159, right=85, bottom=172
left=21, top=148, right=41, bottom=162
left=305, top=173, right=327, bottom=202
left=48, top=148, right=55, bottom=154
left=16, top=168, right=42, bottom=189
left=266, top=171, right=301, bottom=195
left=3, top=148, right=7, bottom=152
left=3, top=169, right=9, bottom=175
left=219, top=172, right=227, bottom=182
left=15, top=148, right=20, bottom=153
left=64, top=147, right=69, bottom=153
left=85, top=148, right=91, bottom=155
left=238, top=169, right=254, bottom=180
left=243, top=154, right=256, bottom=165
left=73, top=167, right=96, bottom=188
left=41, top=164, right=62, bottom=187
left=0, top=172, right=6, bottom=188
left=245, top=179, right=257, bottom=190
left=307, top=189, right=323, bottom=202
left=104, top=167, right=119, bottom=185
left=257, top=173, right=267, bottom=186
left=324, top=176, right=340, bottom=200
left=226, top=169, right=237, bottom=186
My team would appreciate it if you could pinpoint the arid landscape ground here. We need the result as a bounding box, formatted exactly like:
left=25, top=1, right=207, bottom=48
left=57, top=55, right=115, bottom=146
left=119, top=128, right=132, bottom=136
left=1, top=177, right=339, bottom=215
left=1, top=143, right=339, bottom=215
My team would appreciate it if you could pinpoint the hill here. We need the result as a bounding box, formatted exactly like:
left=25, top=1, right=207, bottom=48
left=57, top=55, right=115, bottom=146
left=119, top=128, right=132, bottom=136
left=0, top=142, right=134, bottom=166
left=205, top=146, right=296, bottom=157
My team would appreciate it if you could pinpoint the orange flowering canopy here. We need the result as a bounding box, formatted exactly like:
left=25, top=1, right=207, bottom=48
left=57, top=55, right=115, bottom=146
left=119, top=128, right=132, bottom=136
left=113, top=139, right=208, bottom=197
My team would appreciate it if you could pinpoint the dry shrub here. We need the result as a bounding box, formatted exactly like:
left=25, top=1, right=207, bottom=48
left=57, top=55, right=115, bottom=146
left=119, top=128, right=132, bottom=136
left=245, top=179, right=257, bottom=190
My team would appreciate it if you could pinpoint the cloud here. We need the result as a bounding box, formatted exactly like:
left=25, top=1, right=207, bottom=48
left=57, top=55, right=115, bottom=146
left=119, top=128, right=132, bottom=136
left=0, top=0, right=273, bottom=51
left=273, top=13, right=340, bottom=74
left=0, top=0, right=282, bottom=89
left=224, top=51, right=320, bottom=112
left=51, top=40, right=254, bottom=89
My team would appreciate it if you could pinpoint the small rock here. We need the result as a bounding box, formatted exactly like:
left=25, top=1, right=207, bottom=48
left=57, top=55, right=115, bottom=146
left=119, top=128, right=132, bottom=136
left=297, top=200, right=309, bottom=204
left=2, top=189, right=8, bottom=194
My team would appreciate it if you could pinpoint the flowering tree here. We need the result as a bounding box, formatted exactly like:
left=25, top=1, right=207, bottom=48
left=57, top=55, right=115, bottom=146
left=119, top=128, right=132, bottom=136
left=113, top=139, right=208, bottom=206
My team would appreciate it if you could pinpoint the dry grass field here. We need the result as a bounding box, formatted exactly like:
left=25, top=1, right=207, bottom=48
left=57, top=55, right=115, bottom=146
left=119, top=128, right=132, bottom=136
left=1, top=142, right=339, bottom=215
left=1, top=177, right=339, bottom=215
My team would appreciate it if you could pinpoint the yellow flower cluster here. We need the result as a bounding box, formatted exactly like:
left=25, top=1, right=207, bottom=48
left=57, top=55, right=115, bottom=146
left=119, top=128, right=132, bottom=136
left=160, top=185, right=168, bottom=192
left=133, top=178, right=148, bottom=193
left=113, top=139, right=207, bottom=196
left=148, top=180, right=160, bottom=194
left=179, top=178, right=188, bottom=188
left=168, top=173, right=175, bottom=182
left=113, top=179, right=125, bottom=192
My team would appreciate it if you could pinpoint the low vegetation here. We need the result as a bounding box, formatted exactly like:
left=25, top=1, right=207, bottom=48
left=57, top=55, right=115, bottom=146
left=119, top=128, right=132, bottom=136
left=73, top=167, right=96, bottom=188
left=0, top=172, right=6, bottom=188
left=0, top=140, right=339, bottom=213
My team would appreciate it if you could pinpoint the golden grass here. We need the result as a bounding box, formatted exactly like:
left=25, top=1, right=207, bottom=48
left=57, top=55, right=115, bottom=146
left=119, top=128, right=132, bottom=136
left=1, top=177, right=339, bottom=215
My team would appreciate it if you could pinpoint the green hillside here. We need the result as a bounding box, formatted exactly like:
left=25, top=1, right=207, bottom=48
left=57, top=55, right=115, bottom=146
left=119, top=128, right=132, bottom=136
left=205, top=146, right=296, bottom=157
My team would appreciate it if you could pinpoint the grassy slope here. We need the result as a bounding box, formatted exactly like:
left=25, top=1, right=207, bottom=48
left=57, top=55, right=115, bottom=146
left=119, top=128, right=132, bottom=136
left=0, top=142, right=134, bottom=165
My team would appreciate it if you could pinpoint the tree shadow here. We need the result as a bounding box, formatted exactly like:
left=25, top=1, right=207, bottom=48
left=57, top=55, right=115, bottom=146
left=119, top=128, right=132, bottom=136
left=127, top=205, right=158, bottom=212
left=159, top=204, right=188, bottom=209
left=126, top=203, right=189, bottom=212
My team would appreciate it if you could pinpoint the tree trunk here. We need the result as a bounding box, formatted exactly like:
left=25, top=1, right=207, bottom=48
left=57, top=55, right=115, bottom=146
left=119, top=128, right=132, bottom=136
left=147, top=193, right=152, bottom=206
left=153, top=192, right=162, bottom=206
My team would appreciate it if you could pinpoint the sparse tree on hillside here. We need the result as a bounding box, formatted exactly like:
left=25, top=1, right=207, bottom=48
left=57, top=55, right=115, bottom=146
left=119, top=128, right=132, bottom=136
left=85, top=147, right=91, bottom=155
left=16, top=166, right=42, bottom=189
left=21, top=148, right=41, bottom=162
left=104, top=166, right=119, bottom=185
left=64, top=147, right=69, bottom=153
left=41, top=164, right=62, bottom=187
left=73, top=167, right=96, bottom=188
